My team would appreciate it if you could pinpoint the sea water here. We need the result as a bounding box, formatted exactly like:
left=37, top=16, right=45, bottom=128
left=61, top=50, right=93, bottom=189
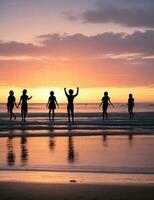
left=0, top=103, right=154, bottom=113
left=0, top=135, right=154, bottom=175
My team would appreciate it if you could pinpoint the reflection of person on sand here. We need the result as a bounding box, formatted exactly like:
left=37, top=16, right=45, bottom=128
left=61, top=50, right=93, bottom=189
left=99, top=91, right=114, bottom=120
left=46, top=91, right=59, bottom=122
left=68, top=137, right=75, bottom=163
left=128, top=94, right=134, bottom=119
left=18, top=89, right=32, bottom=122
left=7, top=137, right=15, bottom=166
left=49, top=137, right=55, bottom=152
left=7, top=90, right=18, bottom=120
left=64, top=87, right=79, bottom=124
left=20, top=137, right=28, bottom=166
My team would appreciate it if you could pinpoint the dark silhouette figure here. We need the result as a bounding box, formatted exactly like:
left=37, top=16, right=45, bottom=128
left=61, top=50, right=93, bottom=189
left=46, top=91, right=59, bottom=122
left=18, top=89, right=32, bottom=122
left=64, top=87, right=79, bottom=124
left=99, top=91, right=114, bottom=120
left=128, top=94, right=134, bottom=119
left=20, top=137, right=28, bottom=166
left=7, top=137, right=15, bottom=166
left=7, top=90, right=17, bottom=120
left=68, top=137, right=75, bottom=163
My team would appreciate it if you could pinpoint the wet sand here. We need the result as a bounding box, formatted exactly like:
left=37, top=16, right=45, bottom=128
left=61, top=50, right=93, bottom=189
left=0, top=181, right=154, bottom=200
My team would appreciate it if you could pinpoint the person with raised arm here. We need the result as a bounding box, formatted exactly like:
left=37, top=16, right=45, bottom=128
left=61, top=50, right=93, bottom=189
left=46, top=91, right=59, bottom=122
left=7, top=90, right=18, bottom=120
left=64, top=87, right=79, bottom=124
left=18, top=89, right=32, bottom=122
left=99, top=91, right=114, bottom=120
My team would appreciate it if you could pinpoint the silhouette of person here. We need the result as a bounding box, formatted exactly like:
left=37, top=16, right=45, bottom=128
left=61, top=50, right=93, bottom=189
left=7, top=90, right=17, bottom=120
left=46, top=91, right=59, bottom=122
left=18, top=89, right=32, bottom=122
left=64, top=87, right=79, bottom=124
left=128, top=93, right=134, bottom=119
left=99, top=91, right=114, bottom=120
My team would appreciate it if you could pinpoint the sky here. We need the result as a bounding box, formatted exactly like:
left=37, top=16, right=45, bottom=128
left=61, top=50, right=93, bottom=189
left=0, top=0, right=154, bottom=103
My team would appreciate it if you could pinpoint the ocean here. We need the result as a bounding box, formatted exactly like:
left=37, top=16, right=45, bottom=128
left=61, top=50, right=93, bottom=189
left=0, top=102, right=154, bottom=113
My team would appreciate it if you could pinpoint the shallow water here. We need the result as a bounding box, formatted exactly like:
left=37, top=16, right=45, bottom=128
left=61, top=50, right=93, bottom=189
left=0, top=103, right=154, bottom=113
left=0, top=135, right=154, bottom=174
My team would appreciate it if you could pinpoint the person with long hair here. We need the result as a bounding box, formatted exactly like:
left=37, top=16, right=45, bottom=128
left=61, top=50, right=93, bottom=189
left=7, top=90, right=17, bottom=120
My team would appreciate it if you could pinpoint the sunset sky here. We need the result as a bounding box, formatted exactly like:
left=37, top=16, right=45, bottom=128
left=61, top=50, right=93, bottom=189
left=0, top=0, right=154, bottom=103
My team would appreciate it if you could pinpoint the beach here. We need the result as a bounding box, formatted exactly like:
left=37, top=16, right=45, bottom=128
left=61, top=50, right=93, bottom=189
left=0, top=181, right=154, bottom=200
left=0, top=103, right=154, bottom=199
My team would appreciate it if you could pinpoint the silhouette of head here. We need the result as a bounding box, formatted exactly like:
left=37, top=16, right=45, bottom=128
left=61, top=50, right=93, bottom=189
left=23, top=89, right=27, bottom=95
left=129, top=93, right=133, bottom=98
left=9, top=90, right=14, bottom=96
left=69, top=89, right=74, bottom=95
left=104, top=91, right=108, bottom=96
left=50, top=91, right=54, bottom=96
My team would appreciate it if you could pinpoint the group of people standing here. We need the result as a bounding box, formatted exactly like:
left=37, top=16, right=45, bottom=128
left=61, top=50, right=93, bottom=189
left=6, top=88, right=135, bottom=123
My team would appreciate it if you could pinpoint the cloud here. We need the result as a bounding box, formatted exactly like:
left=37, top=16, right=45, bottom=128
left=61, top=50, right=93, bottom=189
left=67, top=0, right=154, bottom=28
left=0, top=30, right=154, bottom=59
left=0, top=41, right=39, bottom=56
left=0, top=30, right=154, bottom=88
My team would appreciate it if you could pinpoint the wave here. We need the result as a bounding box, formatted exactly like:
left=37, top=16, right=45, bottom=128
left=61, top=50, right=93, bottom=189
left=0, top=166, right=154, bottom=175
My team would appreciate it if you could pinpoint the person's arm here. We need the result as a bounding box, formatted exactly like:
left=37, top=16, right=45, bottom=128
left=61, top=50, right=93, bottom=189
left=18, top=97, right=22, bottom=108
left=133, top=98, right=135, bottom=106
left=7, top=98, right=9, bottom=112
left=108, top=98, right=114, bottom=107
left=28, top=96, right=32, bottom=100
left=99, top=98, right=103, bottom=107
left=55, top=97, right=59, bottom=108
left=64, top=88, right=68, bottom=97
left=46, top=98, right=50, bottom=108
left=99, top=101, right=103, bottom=107
left=74, top=87, right=79, bottom=97
left=14, top=97, right=18, bottom=108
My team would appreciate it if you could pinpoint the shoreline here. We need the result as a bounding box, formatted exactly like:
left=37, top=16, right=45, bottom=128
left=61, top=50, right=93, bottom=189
left=0, top=112, right=153, bottom=138
left=0, top=170, right=154, bottom=185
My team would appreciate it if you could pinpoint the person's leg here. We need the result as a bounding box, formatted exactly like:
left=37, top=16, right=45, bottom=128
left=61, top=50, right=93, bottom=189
left=128, top=107, right=131, bottom=119
left=103, top=109, right=105, bottom=120
left=9, top=109, right=12, bottom=120
left=67, top=105, right=71, bottom=122
left=21, top=109, right=24, bottom=121
left=11, top=107, right=16, bottom=120
left=52, top=109, right=55, bottom=122
left=103, top=107, right=107, bottom=120
left=129, top=106, right=134, bottom=119
left=23, top=110, right=27, bottom=121
left=130, top=107, right=133, bottom=118
left=71, top=106, right=74, bottom=124
left=106, top=110, right=108, bottom=120
left=49, top=109, right=51, bottom=121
